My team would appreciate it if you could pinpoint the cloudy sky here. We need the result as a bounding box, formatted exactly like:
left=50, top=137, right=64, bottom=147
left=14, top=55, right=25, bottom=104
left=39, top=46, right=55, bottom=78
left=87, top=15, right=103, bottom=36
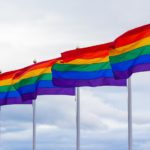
left=0, top=0, right=150, bottom=150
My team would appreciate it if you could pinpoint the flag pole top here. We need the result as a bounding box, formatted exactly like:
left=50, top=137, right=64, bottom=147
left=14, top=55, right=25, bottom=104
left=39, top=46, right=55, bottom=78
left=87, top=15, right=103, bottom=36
left=33, top=59, right=37, bottom=64
left=76, top=46, right=79, bottom=50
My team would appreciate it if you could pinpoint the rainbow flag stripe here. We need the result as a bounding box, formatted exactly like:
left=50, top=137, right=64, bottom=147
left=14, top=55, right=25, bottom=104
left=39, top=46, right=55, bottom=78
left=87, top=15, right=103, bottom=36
left=109, top=24, right=150, bottom=79
left=0, top=58, right=75, bottom=106
left=52, top=43, right=126, bottom=87
left=1, top=98, right=32, bottom=106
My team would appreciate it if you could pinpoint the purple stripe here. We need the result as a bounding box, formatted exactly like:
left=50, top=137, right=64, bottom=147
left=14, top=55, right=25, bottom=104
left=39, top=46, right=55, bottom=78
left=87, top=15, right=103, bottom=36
left=37, top=88, right=75, bottom=96
left=53, top=77, right=126, bottom=87
left=0, top=93, right=35, bottom=106
left=21, top=93, right=37, bottom=101
left=0, top=97, right=32, bottom=106
left=0, top=88, right=75, bottom=106
left=113, top=63, right=150, bottom=79
left=23, top=100, right=33, bottom=104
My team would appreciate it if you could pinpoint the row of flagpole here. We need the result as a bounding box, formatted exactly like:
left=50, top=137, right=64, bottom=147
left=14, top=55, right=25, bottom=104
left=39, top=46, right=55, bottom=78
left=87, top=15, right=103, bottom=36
left=75, top=79, right=133, bottom=150
left=0, top=81, right=132, bottom=150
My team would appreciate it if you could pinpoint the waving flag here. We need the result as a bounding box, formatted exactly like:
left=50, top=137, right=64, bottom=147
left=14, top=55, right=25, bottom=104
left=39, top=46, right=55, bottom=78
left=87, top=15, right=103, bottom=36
left=0, top=70, right=33, bottom=106
left=52, top=43, right=126, bottom=87
left=109, top=24, right=150, bottom=79
left=0, top=58, right=75, bottom=106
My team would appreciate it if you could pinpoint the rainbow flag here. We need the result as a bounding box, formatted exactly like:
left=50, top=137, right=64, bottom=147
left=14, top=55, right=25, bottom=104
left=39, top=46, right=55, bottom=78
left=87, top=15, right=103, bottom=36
left=52, top=43, right=126, bottom=87
left=109, top=24, right=150, bottom=79
left=0, top=58, right=75, bottom=106
left=0, top=70, right=33, bottom=106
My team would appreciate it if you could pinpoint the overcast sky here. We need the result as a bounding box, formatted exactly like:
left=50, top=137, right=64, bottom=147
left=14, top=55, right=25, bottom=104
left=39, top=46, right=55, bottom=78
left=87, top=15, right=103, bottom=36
left=0, top=0, right=150, bottom=150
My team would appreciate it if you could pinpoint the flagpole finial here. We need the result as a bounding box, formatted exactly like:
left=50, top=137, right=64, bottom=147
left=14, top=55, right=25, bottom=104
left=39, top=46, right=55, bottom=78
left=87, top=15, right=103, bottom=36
left=33, top=59, right=37, bottom=64
left=76, top=46, right=79, bottom=50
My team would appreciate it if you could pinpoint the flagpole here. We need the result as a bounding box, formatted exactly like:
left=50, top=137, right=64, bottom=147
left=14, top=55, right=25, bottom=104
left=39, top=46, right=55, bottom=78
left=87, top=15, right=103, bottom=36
left=33, top=60, right=37, bottom=150
left=32, top=100, right=36, bottom=150
left=0, top=106, right=1, bottom=147
left=128, top=78, right=132, bottom=150
left=0, top=70, right=2, bottom=146
left=76, top=87, right=80, bottom=150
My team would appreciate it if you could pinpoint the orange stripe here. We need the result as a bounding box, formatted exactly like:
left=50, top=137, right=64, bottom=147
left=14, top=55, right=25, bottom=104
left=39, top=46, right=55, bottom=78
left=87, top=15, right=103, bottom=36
left=61, top=43, right=112, bottom=62
left=110, top=36, right=150, bottom=56
left=0, top=67, right=51, bottom=86
left=57, top=57, right=109, bottom=64
left=114, top=24, right=150, bottom=48
left=0, top=58, right=60, bottom=80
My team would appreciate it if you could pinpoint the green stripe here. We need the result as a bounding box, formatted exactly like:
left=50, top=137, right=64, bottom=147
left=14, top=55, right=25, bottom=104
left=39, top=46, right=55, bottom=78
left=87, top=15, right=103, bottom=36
left=110, top=45, right=150, bottom=64
left=0, top=73, right=52, bottom=92
left=53, top=62, right=111, bottom=72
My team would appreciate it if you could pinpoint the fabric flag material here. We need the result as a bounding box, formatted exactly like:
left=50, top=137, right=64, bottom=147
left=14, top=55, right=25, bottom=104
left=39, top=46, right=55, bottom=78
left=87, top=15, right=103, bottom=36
left=0, top=70, right=33, bottom=106
left=0, top=58, right=75, bottom=106
left=109, top=24, right=150, bottom=79
left=52, top=43, right=127, bottom=87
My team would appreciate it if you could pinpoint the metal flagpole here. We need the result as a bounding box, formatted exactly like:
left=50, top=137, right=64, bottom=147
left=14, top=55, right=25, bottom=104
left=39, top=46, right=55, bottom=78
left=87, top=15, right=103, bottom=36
left=0, top=106, right=1, bottom=147
left=33, top=60, right=37, bottom=150
left=128, top=78, right=132, bottom=150
left=76, top=87, right=80, bottom=150
left=75, top=46, right=80, bottom=150
left=0, top=70, right=2, bottom=146
left=32, top=100, right=36, bottom=150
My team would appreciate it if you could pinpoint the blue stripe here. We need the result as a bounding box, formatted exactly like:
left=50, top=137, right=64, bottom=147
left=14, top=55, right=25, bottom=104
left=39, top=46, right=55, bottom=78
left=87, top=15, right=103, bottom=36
left=18, top=80, right=54, bottom=94
left=37, top=80, right=54, bottom=88
left=0, top=91, right=20, bottom=99
left=112, top=54, right=150, bottom=71
left=52, top=69, right=113, bottom=79
left=18, top=84, right=36, bottom=94
left=0, top=80, right=55, bottom=98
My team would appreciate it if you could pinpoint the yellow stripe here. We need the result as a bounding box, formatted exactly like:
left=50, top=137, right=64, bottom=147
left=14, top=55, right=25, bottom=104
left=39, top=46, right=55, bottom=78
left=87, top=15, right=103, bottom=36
left=57, top=57, right=109, bottom=65
left=0, top=67, right=51, bottom=86
left=110, top=36, right=150, bottom=56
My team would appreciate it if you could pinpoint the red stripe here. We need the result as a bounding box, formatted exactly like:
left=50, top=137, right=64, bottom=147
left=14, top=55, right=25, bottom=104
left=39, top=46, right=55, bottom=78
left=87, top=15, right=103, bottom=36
left=114, top=24, right=150, bottom=48
left=0, top=70, right=18, bottom=80
left=0, top=58, right=60, bottom=80
left=61, top=42, right=112, bottom=62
